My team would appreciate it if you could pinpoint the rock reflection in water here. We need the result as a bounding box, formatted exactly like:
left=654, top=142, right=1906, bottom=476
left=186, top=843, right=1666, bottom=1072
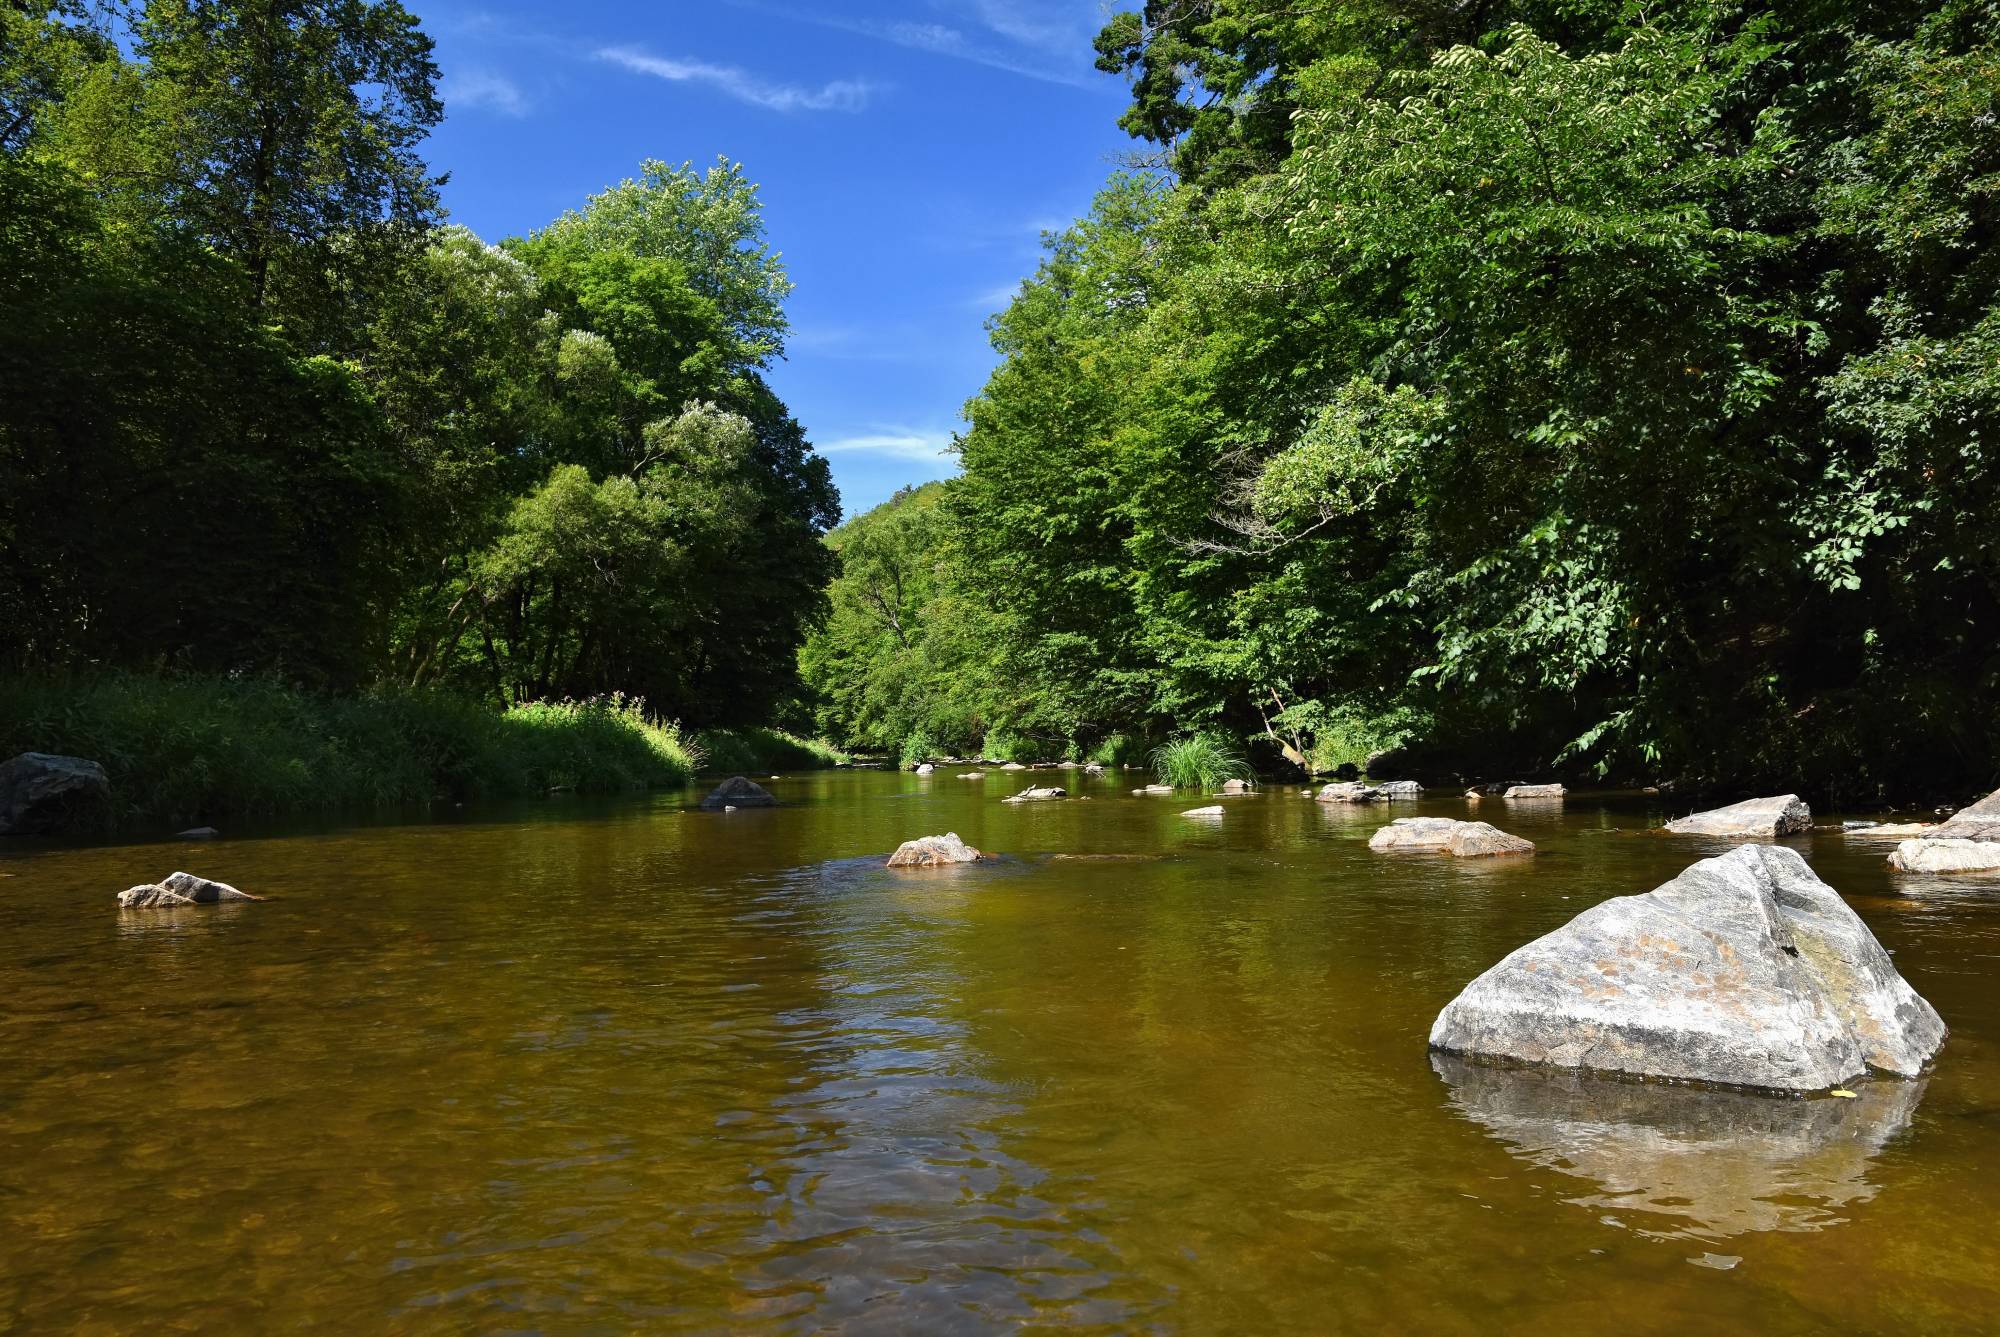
left=1432, top=1054, right=1924, bottom=1241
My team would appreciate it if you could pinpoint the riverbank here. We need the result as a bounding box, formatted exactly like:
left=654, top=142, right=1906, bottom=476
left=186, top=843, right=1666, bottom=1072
left=0, top=674, right=845, bottom=833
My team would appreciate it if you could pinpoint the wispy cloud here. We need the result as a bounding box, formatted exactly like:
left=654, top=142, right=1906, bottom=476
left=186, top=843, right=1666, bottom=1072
left=734, top=2, right=1103, bottom=89
left=817, top=429, right=959, bottom=463
left=598, top=46, right=875, bottom=113
left=967, top=280, right=1023, bottom=312
left=441, top=67, right=530, bottom=118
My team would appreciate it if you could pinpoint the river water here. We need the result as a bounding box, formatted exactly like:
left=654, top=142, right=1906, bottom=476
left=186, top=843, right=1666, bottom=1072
left=2, top=769, right=1997, bottom=1333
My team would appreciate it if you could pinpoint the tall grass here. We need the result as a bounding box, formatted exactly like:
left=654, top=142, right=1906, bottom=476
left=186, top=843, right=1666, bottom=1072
left=693, top=726, right=849, bottom=774
left=0, top=673, right=702, bottom=831
left=1150, top=733, right=1251, bottom=790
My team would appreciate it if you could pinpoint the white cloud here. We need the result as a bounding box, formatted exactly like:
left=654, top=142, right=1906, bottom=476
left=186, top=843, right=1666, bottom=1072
left=733, top=3, right=1100, bottom=89
left=441, top=67, right=530, bottom=117
left=967, top=280, right=1023, bottom=312
left=598, top=46, right=875, bottom=113
left=816, top=430, right=958, bottom=463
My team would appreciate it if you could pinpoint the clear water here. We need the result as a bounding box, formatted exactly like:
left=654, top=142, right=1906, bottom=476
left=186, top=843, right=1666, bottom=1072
left=2, top=770, right=1996, bottom=1333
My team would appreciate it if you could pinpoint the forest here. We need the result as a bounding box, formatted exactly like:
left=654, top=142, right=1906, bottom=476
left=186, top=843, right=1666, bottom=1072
left=802, top=0, right=2000, bottom=801
left=4, top=0, right=1998, bottom=816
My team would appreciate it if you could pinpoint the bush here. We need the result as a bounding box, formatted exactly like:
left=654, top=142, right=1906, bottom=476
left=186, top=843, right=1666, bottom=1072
left=1088, top=732, right=1148, bottom=767
left=693, top=726, right=850, bottom=774
left=980, top=731, right=1045, bottom=765
left=0, top=672, right=702, bottom=830
left=1150, top=734, right=1250, bottom=790
left=898, top=729, right=939, bottom=768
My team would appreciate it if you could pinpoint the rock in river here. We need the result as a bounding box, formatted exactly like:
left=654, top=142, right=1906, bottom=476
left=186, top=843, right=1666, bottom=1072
left=1371, top=817, right=1534, bottom=858
left=1003, top=786, right=1067, bottom=803
left=117, top=870, right=263, bottom=908
left=1219, top=778, right=1252, bottom=794
left=700, top=776, right=776, bottom=810
left=1883, top=787, right=2000, bottom=874
left=1317, top=782, right=1381, bottom=803
left=886, top=833, right=983, bottom=867
left=1888, top=839, right=2000, bottom=874
left=1429, top=845, right=1946, bottom=1092
left=1502, top=784, right=1566, bottom=800
left=914, top=763, right=935, bottom=775
left=1376, top=780, right=1424, bottom=798
left=1182, top=805, right=1224, bottom=818
left=1933, top=787, right=2000, bottom=842
left=1665, top=794, right=1811, bottom=838
left=0, top=752, right=111, bottom=836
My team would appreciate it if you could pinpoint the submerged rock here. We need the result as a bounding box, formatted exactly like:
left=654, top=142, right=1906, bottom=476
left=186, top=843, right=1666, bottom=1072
left=1429, top=845, right=1945, bottom=1092
left=1888, top=839, right=2000, bottom=874
left=1316, top=781, right=1381, bottom=803
left=1182, top=805, right=1225, bottom=818
left=0, top=752, right=111, bottom=836
left=886, top=833, right=983, bottom=867
left=1000, top=762, right=1028, bottom=771
left=700, top=776, right=776, bottom=810
left=1503, top=784, right=1566, bottom=800
left=1844, top=821, right=1936, bottom=839
left=1370, top=817, right=1534, bottom=858
left=1003, top=786, right=1066, bottom=803
left=1220, top=778, right=1252, bottom=795
left=1665, top=795, right=1811, bottom=838
left=958, top=771, right=985, bottom=779
left=1133, top=784, right=1173, bottom=796
left=176, top=826, right=220, bottom=840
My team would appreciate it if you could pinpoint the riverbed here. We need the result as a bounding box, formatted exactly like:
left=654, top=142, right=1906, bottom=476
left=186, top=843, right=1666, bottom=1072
left=2, top=769, right=1996, bottom=1333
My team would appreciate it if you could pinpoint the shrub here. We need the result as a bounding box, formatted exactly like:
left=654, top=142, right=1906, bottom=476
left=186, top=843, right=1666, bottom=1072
left=1150, top=733, right=1251, bottom=790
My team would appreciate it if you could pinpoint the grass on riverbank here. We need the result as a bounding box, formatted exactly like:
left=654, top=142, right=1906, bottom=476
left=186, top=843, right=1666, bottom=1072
left=0, top=674, right=836, bottom=832
left=692, top=726, right=848, bottom=774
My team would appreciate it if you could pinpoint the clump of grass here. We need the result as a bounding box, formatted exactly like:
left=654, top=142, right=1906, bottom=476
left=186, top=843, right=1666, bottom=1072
left=693, top=726, right=849, bottom=774
left=0, top=672, right=702, bottom=830
left=1150, top=733, right=1250, bottom=790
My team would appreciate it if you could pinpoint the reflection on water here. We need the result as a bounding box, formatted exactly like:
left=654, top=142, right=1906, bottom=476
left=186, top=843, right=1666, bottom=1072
left=1433, top=1054, right=1924, bottom=1241
left=2, top=773, right=1998, bottom=1333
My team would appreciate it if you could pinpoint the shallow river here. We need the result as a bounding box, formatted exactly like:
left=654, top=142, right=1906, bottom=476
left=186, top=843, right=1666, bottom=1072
left=3, top=769, right=1998, bottom=1333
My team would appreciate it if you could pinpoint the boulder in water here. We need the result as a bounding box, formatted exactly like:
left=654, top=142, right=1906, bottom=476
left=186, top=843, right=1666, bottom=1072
left=1133, top=784, right=1173, bottom=796
left=176, top=826, right=220, bottom=840
left=1665, top=795, right=1811, bottom=838
left=1888, top=839, right=2000, bottom=874
left=1370, top=817, right=1533, bottom=857
left=117, top=870, right=263, bottom=908
left=1317, top=781, right=1381, bottom=803
left=1000, top=762, right=1027, bottom=771
left=1003, top=786, right=1066, bottom=803
left=886, top=833, right=983, bottom=867
left=1429, top=845, right=1945, bottom=1092
left=1503, top=784, right=1566, bottom=800
left=1932, top=787, right=2000, bottom=841
left=1376, top=780, right=1424, bottom=798
left=1219, top=778, right=1252, bottom=794
left=914, top=763, right=935, bottom=775
left=1182, top=805, right=1225, bottom=818
left=700, top=776, right=776, bottom=810
left=1844, top=822, right=1935, bottom=839
left=0, top=752, right=111, bottom=836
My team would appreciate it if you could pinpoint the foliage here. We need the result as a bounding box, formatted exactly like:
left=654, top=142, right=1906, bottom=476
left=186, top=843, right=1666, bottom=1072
left=1, top=2, right=839, bottom=759
left=0, top=673, right=698, bottom=829
left=1150, top=734, right=1249, bottom=790
left=689, top=726, right=848, bottom=775
left=818, top=0, right=2000, bottom=802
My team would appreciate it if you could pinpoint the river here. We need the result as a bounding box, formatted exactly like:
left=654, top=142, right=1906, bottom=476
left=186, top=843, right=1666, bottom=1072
left=2, top=769, right=1996, bottom=1333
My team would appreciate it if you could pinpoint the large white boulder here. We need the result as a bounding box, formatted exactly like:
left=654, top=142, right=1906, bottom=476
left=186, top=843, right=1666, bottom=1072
left=1429, top=845, right=1945, bottom=1092
left=886, top=833, right=983, bottom=867
left=1665, top=794, right=1811, bottom=838
left=1369, top=817, right=1534, bottom=858
left=1932, top=787, right=2000, bottom=841
left=1888, top=839, right=2000, bottom=874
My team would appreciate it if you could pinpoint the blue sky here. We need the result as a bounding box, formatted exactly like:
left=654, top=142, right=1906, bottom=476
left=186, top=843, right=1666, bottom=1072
left=416, top=1, right=1138, bottom=518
